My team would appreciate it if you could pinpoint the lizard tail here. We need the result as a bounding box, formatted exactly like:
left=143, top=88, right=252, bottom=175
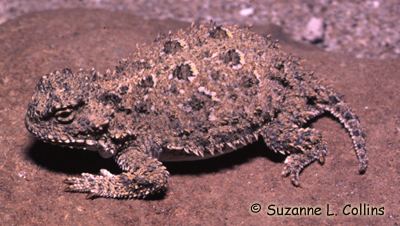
left=317, top=90, right=368, bottom=174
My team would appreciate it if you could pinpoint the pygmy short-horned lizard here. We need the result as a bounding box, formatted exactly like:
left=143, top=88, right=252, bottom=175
left=25, top=23, right=368, bottom=199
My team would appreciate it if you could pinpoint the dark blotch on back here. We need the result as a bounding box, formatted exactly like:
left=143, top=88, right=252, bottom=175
left=163, top=40, right=182, bottom=54
left=270, top=74, right=290, bottom=88
left=139, top=76, right=154, bottom=88
left=118, top=85, right=129, bottom=95
left=222, top=49, right=241, bottom=66
left=241, top=72, right=259, bottom=88
left=173, top=64, right=192, bottom=81
left=306, top=96, right=317, bottom=106
left=134, top=101, right=151, bottom=114
left=187, top=95, right=204, bottom=111
left=239, top=72, right=259, bottom=96
left=99, top=92, right=121, bottom=105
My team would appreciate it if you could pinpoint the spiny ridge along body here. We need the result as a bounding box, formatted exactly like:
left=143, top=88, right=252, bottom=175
left=25, top=23, right=368, bottom=199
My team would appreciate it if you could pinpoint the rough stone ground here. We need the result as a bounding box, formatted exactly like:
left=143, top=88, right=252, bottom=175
left=0, top=0, right=400, bottom=59
left=0, top=9, right=399, bottom=226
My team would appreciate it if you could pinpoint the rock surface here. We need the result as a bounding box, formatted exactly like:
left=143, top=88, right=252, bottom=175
left=1, top=0, right=400, bottom=59
left=0, top=9, right=399, bottom=225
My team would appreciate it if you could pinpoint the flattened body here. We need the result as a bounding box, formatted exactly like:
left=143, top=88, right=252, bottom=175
left=25, top=23, right=368, bottom=199
left=109, top=24, right=289, bottom=160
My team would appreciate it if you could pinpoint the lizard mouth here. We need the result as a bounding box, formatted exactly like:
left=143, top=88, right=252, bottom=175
left=25, top=116, right=99, bottom=151
left=25, top=115, right=116, bottom=158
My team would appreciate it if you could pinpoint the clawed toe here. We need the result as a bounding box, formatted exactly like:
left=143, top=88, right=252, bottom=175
left=64, top=173, right=98, bottom=193
left=282, top=162, right=301, bottom=187
left=282, top=153, right=321, bottom=187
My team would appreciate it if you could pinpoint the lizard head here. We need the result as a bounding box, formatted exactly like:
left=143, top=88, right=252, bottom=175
left=25, top=68, right=121, bottom=158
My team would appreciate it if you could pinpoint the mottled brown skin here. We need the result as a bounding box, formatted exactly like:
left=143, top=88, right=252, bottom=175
left=25, top=23, right=368, bottom=199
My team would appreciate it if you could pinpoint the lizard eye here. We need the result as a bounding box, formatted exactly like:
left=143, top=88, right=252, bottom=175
left=55, top=108, right=75, bottom=123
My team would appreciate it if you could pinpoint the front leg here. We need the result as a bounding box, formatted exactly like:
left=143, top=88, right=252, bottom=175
left=262, top=124, right=328, bottom=186
left=64, top=148, right=169, bottom=199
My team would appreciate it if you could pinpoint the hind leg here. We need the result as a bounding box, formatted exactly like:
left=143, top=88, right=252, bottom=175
left=64, top=147, right=169, bottom=199
left=262, top=125, right=328, bottom=186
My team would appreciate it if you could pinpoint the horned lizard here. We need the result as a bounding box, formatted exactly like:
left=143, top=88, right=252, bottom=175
left=25, top=23, right=368, bottom=199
